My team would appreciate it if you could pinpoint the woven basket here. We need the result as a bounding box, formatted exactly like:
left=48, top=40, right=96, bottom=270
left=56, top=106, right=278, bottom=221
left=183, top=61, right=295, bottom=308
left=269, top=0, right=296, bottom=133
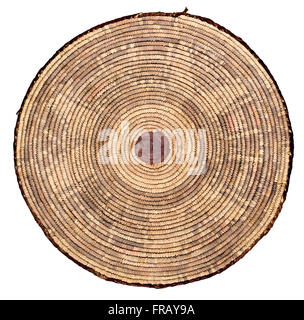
left=14, top=11, right=293, bottom=287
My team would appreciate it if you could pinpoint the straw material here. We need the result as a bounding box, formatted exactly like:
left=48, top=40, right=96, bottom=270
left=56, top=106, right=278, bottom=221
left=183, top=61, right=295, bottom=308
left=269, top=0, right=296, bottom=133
left=14, top=11, right=293, bottom=287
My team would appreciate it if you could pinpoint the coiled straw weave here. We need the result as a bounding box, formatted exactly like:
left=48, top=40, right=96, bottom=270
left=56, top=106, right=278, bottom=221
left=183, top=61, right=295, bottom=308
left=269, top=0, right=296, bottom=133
left=14, top=11, right=293, bottom=287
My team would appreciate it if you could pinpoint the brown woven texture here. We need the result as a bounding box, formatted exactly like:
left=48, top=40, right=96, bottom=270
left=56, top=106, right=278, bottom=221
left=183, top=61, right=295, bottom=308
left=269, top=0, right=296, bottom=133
left=14, top=11, right=293, bottom=287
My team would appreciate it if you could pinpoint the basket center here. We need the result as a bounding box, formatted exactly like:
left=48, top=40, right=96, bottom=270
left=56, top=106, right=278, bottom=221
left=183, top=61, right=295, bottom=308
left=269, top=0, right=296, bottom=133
left=135, top=131, right=170, bottom=165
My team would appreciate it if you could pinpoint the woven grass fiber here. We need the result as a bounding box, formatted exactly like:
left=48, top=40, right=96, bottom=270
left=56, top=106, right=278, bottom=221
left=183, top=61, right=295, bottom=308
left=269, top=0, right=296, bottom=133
left=14, top=11, right=293, bottom=287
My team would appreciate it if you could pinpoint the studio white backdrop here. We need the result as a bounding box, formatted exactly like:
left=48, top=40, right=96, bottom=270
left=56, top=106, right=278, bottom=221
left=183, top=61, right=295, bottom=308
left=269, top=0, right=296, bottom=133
left=0, top=0, right=303, bottom=299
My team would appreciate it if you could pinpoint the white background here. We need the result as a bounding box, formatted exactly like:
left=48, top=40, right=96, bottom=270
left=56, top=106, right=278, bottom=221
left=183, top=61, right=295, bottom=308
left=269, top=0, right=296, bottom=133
left=0, top=0, right=303, bottom=300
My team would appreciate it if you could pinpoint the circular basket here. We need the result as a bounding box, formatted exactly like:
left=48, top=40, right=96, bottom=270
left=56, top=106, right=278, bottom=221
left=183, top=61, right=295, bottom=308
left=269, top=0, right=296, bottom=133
left=14, top=11, right=293, bottom=287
